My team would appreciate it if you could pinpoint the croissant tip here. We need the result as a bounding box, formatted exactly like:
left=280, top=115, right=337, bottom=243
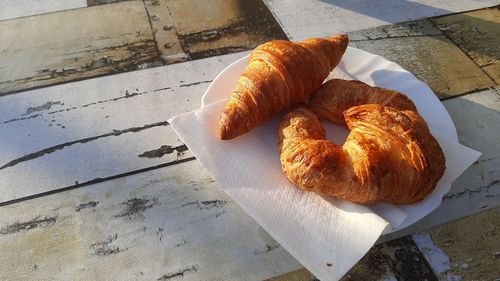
left=326, top=34, right=349, bottom=47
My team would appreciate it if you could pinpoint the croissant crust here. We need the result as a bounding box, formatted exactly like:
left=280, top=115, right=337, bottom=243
left=219, top=35, right=348, bottom=140
left=278, top=82, right=445, bottom=204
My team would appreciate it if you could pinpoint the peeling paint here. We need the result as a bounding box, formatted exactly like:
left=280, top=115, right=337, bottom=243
left=0, top=216, right=56, bottom=234
left=23, top=101, right=62, bottom=115
left=0, top=121, right=169, bottom=171
left=138, top=144, right=188, bottom=158
left=115, top=197, right=159, bottom=219
left=157, top=265, right=199, bottom=280
left=443, top=179, right=499, bottom=200
left=254, top=242, right=280, bottom=255
left=90, top=234, right=121, bottom=256
left=75, top=201, right=99, bottom=212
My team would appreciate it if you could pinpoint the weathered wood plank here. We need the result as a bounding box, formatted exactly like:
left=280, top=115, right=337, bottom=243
left=431, top=6, right=500, bottom=84
left=419, top=207, right=500, bottom=281
left=0, top=52, right=247, bottom=203
left=145, top=0, right=287, bottom=60
left=87, top=0, right=132, bottom=6
left=1, top=73, right=498, bottom=281
left=143, top=0, right=188, bottom=64
left=0, top=160, right=301, bottom=281
left=263, top=0, right=500, bottom=40
left=0, top=1, right=161, bottom=95
left=348, top=19, right=443, bottom=41
left=0, top=0, right=87, bottom=21
left=269, top=207, right=500, bottom=281
left=349, top=26, right=495, bottom=98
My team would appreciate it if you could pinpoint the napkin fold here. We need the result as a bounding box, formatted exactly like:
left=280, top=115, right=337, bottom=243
left=168, top=47, right=481, bottom=280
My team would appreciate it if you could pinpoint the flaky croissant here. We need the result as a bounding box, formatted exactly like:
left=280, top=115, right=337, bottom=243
left=278, top=103, right=445, bottom=204
left=310, top=79, right=418, bottom=125
left=219, top=35, right=349, bottom=140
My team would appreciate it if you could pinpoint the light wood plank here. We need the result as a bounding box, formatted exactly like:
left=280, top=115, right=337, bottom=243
left=431, top=6, right=500, bottom=84
left=263, top=0, right=500, bottom=40
left=0, top=52, right=247, bottom=203
left=0, top=161, right=301, bottom=281
left=0, top=1, right=161, bottom=95
left=0, top=0, right=87, bottom=21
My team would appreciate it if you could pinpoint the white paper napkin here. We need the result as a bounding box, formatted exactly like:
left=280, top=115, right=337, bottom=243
left=168, top=47, right=481, bottom=280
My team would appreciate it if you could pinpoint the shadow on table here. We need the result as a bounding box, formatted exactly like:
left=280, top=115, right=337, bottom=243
left=319, top=0, right=452, bottom=22
left=319, top=1, right=499, bottom=80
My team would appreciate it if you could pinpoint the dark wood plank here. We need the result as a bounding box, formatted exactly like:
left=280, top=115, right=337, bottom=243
left=431, top=6, right=500, bottom=84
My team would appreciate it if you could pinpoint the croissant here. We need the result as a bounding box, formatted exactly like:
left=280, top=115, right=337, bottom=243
left=278, top=103, right=445, bottom=204
left=310, top=79, right=418, bottom=125
left=219, top=35, right=349, bottom=140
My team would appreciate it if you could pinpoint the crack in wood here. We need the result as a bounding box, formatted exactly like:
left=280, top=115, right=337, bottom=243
left=75, top=201, right=99, bottom=212
left=178, top=80, right=212, bottom=88
left=23, top=101, right=62, bottom=116
left=1, top=86, right=171, bottom=125
left=254, top=242, right=280, bottom=256
left=0, top=216, right=56, bottom=235
left=47, top=87, right=171, bottom=115
left=443, top=179, right=499, bottom=199
left=188, top=46, right=249, bottom=60
left=157, top=265, right=199, bottom=280
left=0, top=157, right=197, bottom=208
left=138, top=144, right=188, bottom=158
left=0, top=121, right=169, bottom=171
left=2, top=113, right=41, bottom=124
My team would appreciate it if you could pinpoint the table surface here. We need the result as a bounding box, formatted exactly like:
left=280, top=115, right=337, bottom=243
left=0, top=1, right=499, bottom=280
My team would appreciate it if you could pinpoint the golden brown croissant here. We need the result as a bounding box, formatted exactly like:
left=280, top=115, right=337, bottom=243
left=278, top=104, right=445, bottom=204
left=310, top=79, right=418, bottom=125
left=219, top=35, right=349, bottom=140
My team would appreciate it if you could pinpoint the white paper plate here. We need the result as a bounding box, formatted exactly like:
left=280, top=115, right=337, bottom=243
left=198, top=46, right=461, bottom=232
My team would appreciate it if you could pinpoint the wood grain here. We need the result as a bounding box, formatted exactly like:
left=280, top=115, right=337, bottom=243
left=143, top=0, right=189, bottom=64
left=146, top=0, right=287, bottom=60
left=0, top=160, right=301, bottom=281
left=0, top=0, right=86, bottom=21
left=263, top=0, right=500, bottom=40
left=0, top=52, right=247, bottom=203
left=349, top=28, right=495, bottom=98
left=431, top=6, right=500, bottom=84
left=422, top=207, right=500, bottom=281
left=0, top=1, right=161, bottom=95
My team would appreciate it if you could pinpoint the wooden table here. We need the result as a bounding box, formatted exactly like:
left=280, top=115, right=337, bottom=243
left=0, top=1, right=499, bottom=280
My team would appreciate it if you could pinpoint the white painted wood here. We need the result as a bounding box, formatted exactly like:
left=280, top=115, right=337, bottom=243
left=0, top=160, right=301, bottom=281
left=0, top=52, right=248, bottom=203
left=0, top=0, right=87, bottom=21
left=263, top=0, right=500, bottom=40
